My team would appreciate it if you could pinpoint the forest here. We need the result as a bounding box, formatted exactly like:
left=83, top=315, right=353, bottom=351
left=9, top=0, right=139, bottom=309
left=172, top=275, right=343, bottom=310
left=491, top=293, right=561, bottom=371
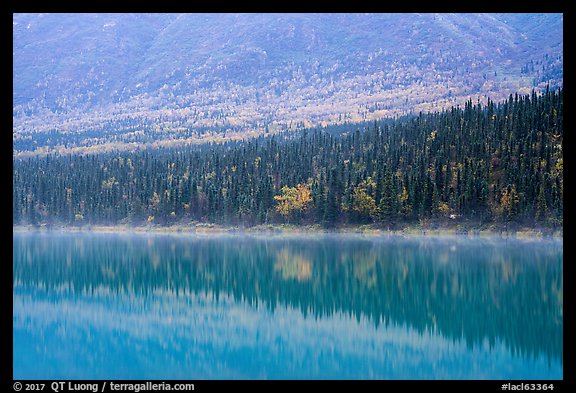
left=13, top=88, right=563, bottom=230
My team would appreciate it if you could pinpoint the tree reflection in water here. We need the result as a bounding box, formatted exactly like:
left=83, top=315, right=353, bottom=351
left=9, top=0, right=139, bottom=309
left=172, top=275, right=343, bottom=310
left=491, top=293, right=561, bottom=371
left=13, top=232, right=562, bottom=378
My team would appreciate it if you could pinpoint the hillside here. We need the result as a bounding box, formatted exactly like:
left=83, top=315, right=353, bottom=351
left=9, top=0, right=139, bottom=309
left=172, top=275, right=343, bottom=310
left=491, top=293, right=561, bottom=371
left=13, top=89, right=563, bottom=230
left=13, top=13, right=563, bottom=155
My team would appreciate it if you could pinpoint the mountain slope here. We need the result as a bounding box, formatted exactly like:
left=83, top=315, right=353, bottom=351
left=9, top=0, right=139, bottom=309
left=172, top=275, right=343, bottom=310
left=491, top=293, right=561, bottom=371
left=12, top=13, right=563, bottom=155
left=13, top=89, right=563, bottom=229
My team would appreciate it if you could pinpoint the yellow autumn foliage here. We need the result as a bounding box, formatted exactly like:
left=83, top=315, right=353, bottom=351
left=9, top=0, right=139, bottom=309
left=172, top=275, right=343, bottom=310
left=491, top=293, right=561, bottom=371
left=274, top=181, right=313, bottom=219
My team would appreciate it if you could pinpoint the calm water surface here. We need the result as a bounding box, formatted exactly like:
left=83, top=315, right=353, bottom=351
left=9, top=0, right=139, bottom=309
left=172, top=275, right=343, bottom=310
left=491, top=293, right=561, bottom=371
left=13, top=232, right=562, bottom=379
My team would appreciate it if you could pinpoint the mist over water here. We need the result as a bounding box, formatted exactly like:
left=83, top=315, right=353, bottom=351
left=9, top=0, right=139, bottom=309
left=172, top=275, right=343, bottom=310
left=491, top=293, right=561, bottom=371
left=13, top=232, right=562, bottom=379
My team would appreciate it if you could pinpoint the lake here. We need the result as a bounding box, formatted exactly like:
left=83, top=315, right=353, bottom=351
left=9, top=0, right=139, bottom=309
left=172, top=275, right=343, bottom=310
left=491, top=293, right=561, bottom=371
left=13, top=232, right=562, bottom=379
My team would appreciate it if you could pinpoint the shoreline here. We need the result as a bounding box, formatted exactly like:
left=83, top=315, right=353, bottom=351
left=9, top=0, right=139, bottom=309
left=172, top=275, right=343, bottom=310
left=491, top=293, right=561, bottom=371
left=12, top=223, right=563, bottom=240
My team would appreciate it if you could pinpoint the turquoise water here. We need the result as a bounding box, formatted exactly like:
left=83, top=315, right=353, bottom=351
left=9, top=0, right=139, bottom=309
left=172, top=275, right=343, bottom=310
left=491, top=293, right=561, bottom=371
left=13, top=232, right=562, bottom=379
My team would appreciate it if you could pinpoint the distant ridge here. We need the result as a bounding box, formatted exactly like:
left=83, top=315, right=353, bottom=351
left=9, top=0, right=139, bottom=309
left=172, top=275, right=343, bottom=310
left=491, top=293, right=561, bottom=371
left=13, top=13, right=563, bottom=155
